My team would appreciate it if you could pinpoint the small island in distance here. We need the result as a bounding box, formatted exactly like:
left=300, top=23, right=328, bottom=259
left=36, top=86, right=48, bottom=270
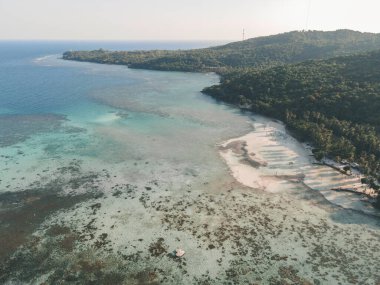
left=64, top=29, right=380, bottom=208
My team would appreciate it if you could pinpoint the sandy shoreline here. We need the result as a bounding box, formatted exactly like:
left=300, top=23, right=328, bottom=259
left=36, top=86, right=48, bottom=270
left=2, top=55, right=379, bottom=284
left=219, top=115, right=379, bottom=216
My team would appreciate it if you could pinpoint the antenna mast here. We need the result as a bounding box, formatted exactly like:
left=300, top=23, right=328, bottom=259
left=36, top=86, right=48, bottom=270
left=242, top=29, right=245, bottom=41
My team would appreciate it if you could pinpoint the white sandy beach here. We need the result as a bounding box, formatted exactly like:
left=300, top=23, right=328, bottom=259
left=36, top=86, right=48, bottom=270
left=2, top=53, right=380, bottom=285
left=219, top=115, right=379, bottom=216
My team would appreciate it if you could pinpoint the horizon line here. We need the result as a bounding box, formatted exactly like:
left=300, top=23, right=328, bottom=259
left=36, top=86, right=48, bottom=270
left=0, top=28, right=377, bottom=43
left=0, top=38, right=234, bottom=42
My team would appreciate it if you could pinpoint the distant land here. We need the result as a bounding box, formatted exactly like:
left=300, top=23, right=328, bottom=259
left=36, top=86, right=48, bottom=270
left=63, top=29, right=380, bottom=207
left=63, top=29, right=380, bottom=72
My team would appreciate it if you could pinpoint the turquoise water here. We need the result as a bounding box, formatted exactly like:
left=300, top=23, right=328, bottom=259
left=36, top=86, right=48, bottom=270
left=1, top=42, right=379, bottom=285
left=0, top=42, right=255, bottom=203
left=0, top=40, right=223, bottom=114
left=0, top=42, right=253, bottom=283
left=0, top=41, right=250, bottom=165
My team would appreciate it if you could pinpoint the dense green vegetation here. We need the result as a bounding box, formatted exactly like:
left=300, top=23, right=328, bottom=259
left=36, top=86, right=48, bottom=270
left=63, top=29, right=380, bottom=205
left=204, top=50, right=380, bottom=186
left=63, top=30, right=380, bottom=72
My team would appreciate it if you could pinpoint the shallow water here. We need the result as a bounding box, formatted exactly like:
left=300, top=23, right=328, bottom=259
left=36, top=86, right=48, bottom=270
left=0, top=42, right=379, bottom=284
left=0, top=42, right=251, bottom=194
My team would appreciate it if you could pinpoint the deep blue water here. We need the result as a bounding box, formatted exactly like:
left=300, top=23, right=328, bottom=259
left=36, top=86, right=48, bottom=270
left=1, top=41, right=379, bottom=285
left=0, top=41, right=223, bottom=114
left=0, top=40, right=249, bottom=174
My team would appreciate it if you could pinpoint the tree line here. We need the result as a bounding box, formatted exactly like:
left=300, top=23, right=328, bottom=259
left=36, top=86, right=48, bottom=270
left=203, top=50, right=380, bottom=207
left=63, top=30, right=380, bottom=207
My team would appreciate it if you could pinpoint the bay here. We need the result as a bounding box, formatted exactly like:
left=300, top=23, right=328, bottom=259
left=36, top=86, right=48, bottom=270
left=0, top=41, right=379, bottom=284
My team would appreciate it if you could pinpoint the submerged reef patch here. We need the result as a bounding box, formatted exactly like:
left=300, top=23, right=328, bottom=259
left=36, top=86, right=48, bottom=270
left=0, top=114, right=68, bottom=147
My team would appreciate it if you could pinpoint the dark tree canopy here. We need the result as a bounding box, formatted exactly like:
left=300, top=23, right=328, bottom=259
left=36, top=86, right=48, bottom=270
left=63, top=29, right=380, bottom=201
left=204, top=50, right=380, bottom=182
left=63, top=30, right=380, bottom=72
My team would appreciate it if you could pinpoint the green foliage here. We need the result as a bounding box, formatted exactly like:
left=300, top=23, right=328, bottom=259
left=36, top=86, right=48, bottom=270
left=63, top=30, right=380, bottom=72
left=204, top=50, right=380, bottom=182
left=62, top=29, right=380, bottom=187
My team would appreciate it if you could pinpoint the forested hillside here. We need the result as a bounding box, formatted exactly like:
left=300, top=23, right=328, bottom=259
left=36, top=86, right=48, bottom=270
left=63, top=30, right=380, bottom=72
left=204, top=50, right=380, bottom=188
left=63, top=29, right=380, bottom=204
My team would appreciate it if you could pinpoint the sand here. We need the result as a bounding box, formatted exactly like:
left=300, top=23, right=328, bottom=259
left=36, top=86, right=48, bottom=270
left=219, top=115, right=379, bottom=216
left=2, top=117, right=380, bottom=284
left=1, top=57, right=380, bottom=284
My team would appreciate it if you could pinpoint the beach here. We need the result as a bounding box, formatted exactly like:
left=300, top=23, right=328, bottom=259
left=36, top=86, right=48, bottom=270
left=1, top=48, right=380, bottom=284
left=219, top=115, right=380, bottom=216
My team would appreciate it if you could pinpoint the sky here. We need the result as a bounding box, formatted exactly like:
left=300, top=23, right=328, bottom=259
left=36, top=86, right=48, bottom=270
left=0, top=0, right=379, bottom=41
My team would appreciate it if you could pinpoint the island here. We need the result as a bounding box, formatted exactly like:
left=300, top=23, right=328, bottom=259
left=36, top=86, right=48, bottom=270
left=63, top=29, right=380, bottom=208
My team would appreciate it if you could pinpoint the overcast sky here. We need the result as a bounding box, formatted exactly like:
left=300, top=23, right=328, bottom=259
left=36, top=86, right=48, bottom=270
left=0, top=0, right=379, bottom=40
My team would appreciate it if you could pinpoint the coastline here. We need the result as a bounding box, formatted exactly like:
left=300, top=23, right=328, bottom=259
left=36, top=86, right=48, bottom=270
left=1, top=52, right=380, bottom=284
left=62, top=55, right=380, bottom=214
left=218, top=115, right=380, bottom=216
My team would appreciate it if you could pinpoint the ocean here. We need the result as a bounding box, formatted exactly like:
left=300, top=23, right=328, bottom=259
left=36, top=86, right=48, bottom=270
left=0, top=40, right=252, bottom=190
left=1, top=41, right=379, bottom=284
